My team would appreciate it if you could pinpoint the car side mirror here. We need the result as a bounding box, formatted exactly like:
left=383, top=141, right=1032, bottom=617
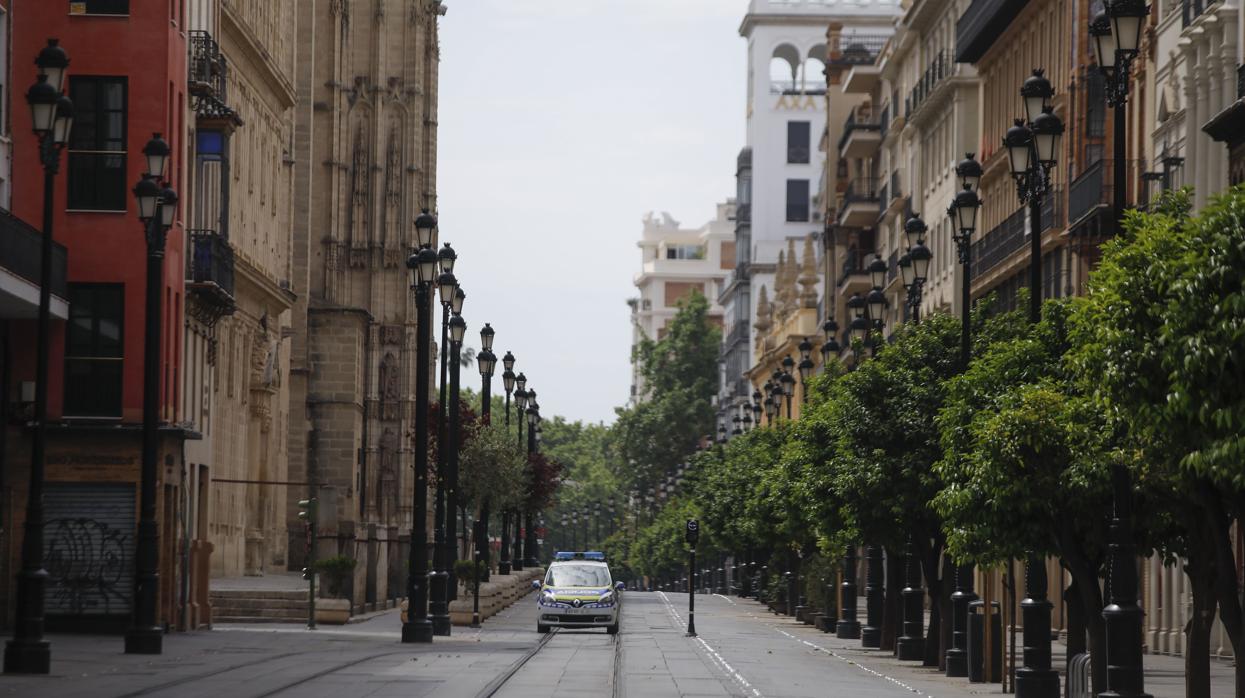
left=531, top=580, right=541, bottom=590
left=615, top=581, right=625, bottom=591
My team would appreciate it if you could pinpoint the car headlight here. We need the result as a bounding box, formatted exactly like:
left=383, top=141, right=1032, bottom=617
left=588, top=592, right=616, bottom=608
left=539, top=592, right=568, bottom=608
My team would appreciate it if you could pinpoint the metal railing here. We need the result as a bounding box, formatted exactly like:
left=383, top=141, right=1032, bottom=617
left=971, top=187, right=1063, bottom=279
left=838, top=106, right=882, bottom=152
left=838, top=248, right=869, bottom=287
left=0, top=210, right=68, bottom=298
left=831, top=34, right=888, bottom=66
left=843, top=177, right=881, bottom=206
left=1069, top=654, right=1092, bottom=698
left=1068, top=159, right=1110, bottom=226
left=908, top=50, right=953, bottom=116
left=187, top=229, right=236, bottom=298
left=189, top=31, right=234, bottom=119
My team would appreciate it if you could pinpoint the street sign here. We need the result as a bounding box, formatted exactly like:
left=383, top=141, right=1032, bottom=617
left=685, top=519, right=699, bottom=546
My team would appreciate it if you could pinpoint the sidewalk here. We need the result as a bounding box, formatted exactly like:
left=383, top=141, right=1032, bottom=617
left=744, top=597, right=1234, bottom=698
left=0, top=604, right=540, bottom=698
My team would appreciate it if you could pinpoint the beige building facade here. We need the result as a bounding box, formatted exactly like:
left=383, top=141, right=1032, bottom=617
left=285, top=0, right=442, bottom=611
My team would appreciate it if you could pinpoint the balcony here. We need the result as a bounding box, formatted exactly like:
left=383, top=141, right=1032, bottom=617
left=956, top=0, right=1029, bottom=63
left=836, top=247, right=872, bottom=299
left=1066, top=159, right=1142, bottom=237
left=907, top=50, right=953, bottom=119
left=971, top=187, right=1063, bottom=280
left=0, top=210, right=69, bottom=319
left=189, top=31, right=239, bottom=125
left=838, top=177, right=881, bottom=228
left=1202, top=64, right=1245, bottom=151
left=831, top=34, right=888, bottom=67
left=839, top=106, right=883, bottom=158
left=186, top=229, right=236, bottom=323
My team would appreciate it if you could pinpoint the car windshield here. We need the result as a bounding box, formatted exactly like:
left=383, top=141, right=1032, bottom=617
left=547, top=564, right=611, bottom=587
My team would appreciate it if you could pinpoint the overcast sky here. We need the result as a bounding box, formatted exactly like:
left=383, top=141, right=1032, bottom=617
left=438, top=1, right=746, bottom=425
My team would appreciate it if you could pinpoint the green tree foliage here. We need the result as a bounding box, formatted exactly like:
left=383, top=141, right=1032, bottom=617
left=458, top=422, right=527, bottom=513
left=1070, top=187, right=1245, bottom=697
left=613, top=291, right=721, bottom=492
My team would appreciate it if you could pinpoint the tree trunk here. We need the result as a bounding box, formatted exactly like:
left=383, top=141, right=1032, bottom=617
left=881, top=547, right=903, bottom=652
left=1060, top=528, right=1106, bottom=695
left=1064, top=575, right=1085, bottom=698
left=1184, top=547, right=1214, bottom=698
left=920, top=538, right=946, bottom=667
left=1200, top=485, right=1245, bottom=698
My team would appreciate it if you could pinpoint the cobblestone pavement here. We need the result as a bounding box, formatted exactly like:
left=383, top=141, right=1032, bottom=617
left=0, top=591, right=1232, bottom=697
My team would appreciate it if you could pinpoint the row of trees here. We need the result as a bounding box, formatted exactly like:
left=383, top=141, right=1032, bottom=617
left=612, top=188, right=1245, bottom=698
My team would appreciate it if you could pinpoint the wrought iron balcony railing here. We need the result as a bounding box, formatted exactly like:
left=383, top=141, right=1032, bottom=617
left=0, top=210, right=68, bottom=299
left=189, top=31, right=237, bottom=121
left=187, top=229, right=236, bottom=319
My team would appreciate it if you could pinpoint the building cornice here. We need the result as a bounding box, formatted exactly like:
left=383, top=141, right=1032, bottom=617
left=222, top=5, right=297, bottom=111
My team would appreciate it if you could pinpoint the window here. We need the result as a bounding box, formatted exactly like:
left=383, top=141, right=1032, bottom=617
left=70, top=1, right=129, bottom=14
left=665, top=245, right=705, bottom=260
left=68, top=76, right=127, bottom=211
left=1086, top=70, right=1106, bottom=138
left=786, top=179, right=810, bottom=222
left=787, top=121, right=810, bottom=163
left=64, top=284, right=124, bottom=418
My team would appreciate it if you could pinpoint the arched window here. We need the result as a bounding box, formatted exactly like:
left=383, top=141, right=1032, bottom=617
left=770, top=44, right=801, bottom=94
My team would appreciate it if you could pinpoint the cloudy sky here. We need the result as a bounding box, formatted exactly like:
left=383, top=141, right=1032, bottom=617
left=438, top=1, right=746, bottom=424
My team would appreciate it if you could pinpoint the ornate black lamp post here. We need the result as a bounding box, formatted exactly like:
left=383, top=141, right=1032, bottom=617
left=6, top=39, right=73, bottom=675
left=821, top=319, right=840, bottom=368
left=797, top=338, right=814, bottom=404
left=836, top=545, right=861, bottom=639
left=508, top=379, right=527, bottom=573
left=472, top=325, right=495, bottom=628
left=524, top=401, right=541, bottom=567
left=1006, top=67, right=1065, bottom=698
left=125, top=135, right=178, bottom=656
left=401, top=212, right=438, bottom=644
left=779, top=356, right=795, bottom=419
left=501, top=352, right=515, bottom=426
left=1091, top=4, right=1151, bottom=695
left=861, top=544, right=885, bottom=648
left=428, top=248, right=459, bottom=636
left=762, top=382, right=777, bottom=425
left=943, top=160, right=983, bottom=675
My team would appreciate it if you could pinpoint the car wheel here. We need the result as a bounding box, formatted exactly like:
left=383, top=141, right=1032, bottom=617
left=537, top=623, right=550, bottom=634
left=607, top=620, right=619, bottom=635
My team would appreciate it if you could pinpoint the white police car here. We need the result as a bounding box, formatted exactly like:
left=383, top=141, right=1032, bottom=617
left=532, top=552, right=624, bottom=634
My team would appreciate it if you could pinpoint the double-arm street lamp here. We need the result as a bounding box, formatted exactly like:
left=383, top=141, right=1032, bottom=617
left=402, top=211, right=439, bottom=643
left=941, top=157, right=984, bottom=676
left=472, top=324, right=496, bottom=628
left=524, top=397, right=541, bottom=567
left=779, top=357, right=795, bottom=419
left=1004, top=68, right=1067, bottom=698
left=429, top=244, right=460, bottom=636
left=797, top=338, right=814, bottom=403
left=126, top=134, right=179, bottom=656
left=1090, top=3, right=1151, bottom=695
left=6, top=38, right=73, bottom=675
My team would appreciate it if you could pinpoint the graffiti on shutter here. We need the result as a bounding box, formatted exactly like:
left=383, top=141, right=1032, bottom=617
left=44, top=482, right=135, bottom=617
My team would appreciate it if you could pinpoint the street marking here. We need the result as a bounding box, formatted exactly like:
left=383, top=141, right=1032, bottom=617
left=713, top=593, right=738, bottom=605
left=771, top=626, right=936, bottom=698
left=659, top=592, right=763, bottom=698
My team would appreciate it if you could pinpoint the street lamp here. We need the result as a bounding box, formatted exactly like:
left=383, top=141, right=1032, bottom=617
left=1091, top=2, right=1150, bottom=695
left=955, top=153, right=983, bottom=194
left=779, top=357, right=795, bottom=419
left=821, top=319, right=840, bottom=366
left=401, top=236, right=438, bottom=644
left=7, top=42, right=74, bottom=675
left=942, top=180, right=982, bottom=677
left=125, top=133, right=179, bottom=656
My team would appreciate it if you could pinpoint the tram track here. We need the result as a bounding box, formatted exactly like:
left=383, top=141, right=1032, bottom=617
left=476, top=623, right=624, bottom=698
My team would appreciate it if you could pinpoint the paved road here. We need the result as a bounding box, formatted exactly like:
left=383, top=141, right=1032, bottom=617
left=0, top=590, right=1225, bottom=697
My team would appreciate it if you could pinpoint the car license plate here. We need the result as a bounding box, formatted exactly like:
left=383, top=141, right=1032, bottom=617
left=565, top=605, right=594, bottom=615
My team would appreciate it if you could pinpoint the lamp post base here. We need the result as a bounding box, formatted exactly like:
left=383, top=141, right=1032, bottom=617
left=3, top=640, right=50, bottom=675
left=861, top=626, right=882, bottom=648
left=1015, top=669, right=1060, bottom=698
left=835, top=620, right=861, bottom=639
left=897, top=636, right=924, bottom=661
left=945, top=647, right=968, bottom=677
left=123, top=627, right=163, bottom=655
left=402, top=620, right=434, bottom=643
left=499, top=562, right=511, bottom=575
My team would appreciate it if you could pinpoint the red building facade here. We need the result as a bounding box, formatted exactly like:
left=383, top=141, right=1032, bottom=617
left=2, top=0, right=191, bottom=632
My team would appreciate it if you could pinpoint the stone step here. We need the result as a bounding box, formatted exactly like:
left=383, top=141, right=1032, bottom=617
left=207, top=597, right=309, bottom=610
left=209, top=589, right=309, bottom=601
left=212, top=615, right=312, bottom=624
left=213, top=606, right=308, bottom=620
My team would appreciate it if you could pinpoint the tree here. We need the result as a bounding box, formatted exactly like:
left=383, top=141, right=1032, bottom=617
left=1070, top=187, right=1245, bottom=697
left=458, top=422, right=527, bottom=514
left=933, top=300, right=1119, bottom=691
left=613, top=291, right=720, bottom=492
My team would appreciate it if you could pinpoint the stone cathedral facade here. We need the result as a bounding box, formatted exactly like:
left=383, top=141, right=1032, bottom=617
left=286, top=0, right=442, bottom=610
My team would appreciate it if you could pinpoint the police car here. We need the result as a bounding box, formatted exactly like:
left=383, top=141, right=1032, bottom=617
left=531, top=552, right=624, bottom=634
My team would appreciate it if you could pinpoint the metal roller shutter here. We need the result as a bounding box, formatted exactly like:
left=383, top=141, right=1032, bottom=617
left=43, top=482, right=135, bottom=619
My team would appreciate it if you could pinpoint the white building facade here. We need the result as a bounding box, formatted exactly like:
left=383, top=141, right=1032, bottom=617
left=629, top=204, right=735, bottom=403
